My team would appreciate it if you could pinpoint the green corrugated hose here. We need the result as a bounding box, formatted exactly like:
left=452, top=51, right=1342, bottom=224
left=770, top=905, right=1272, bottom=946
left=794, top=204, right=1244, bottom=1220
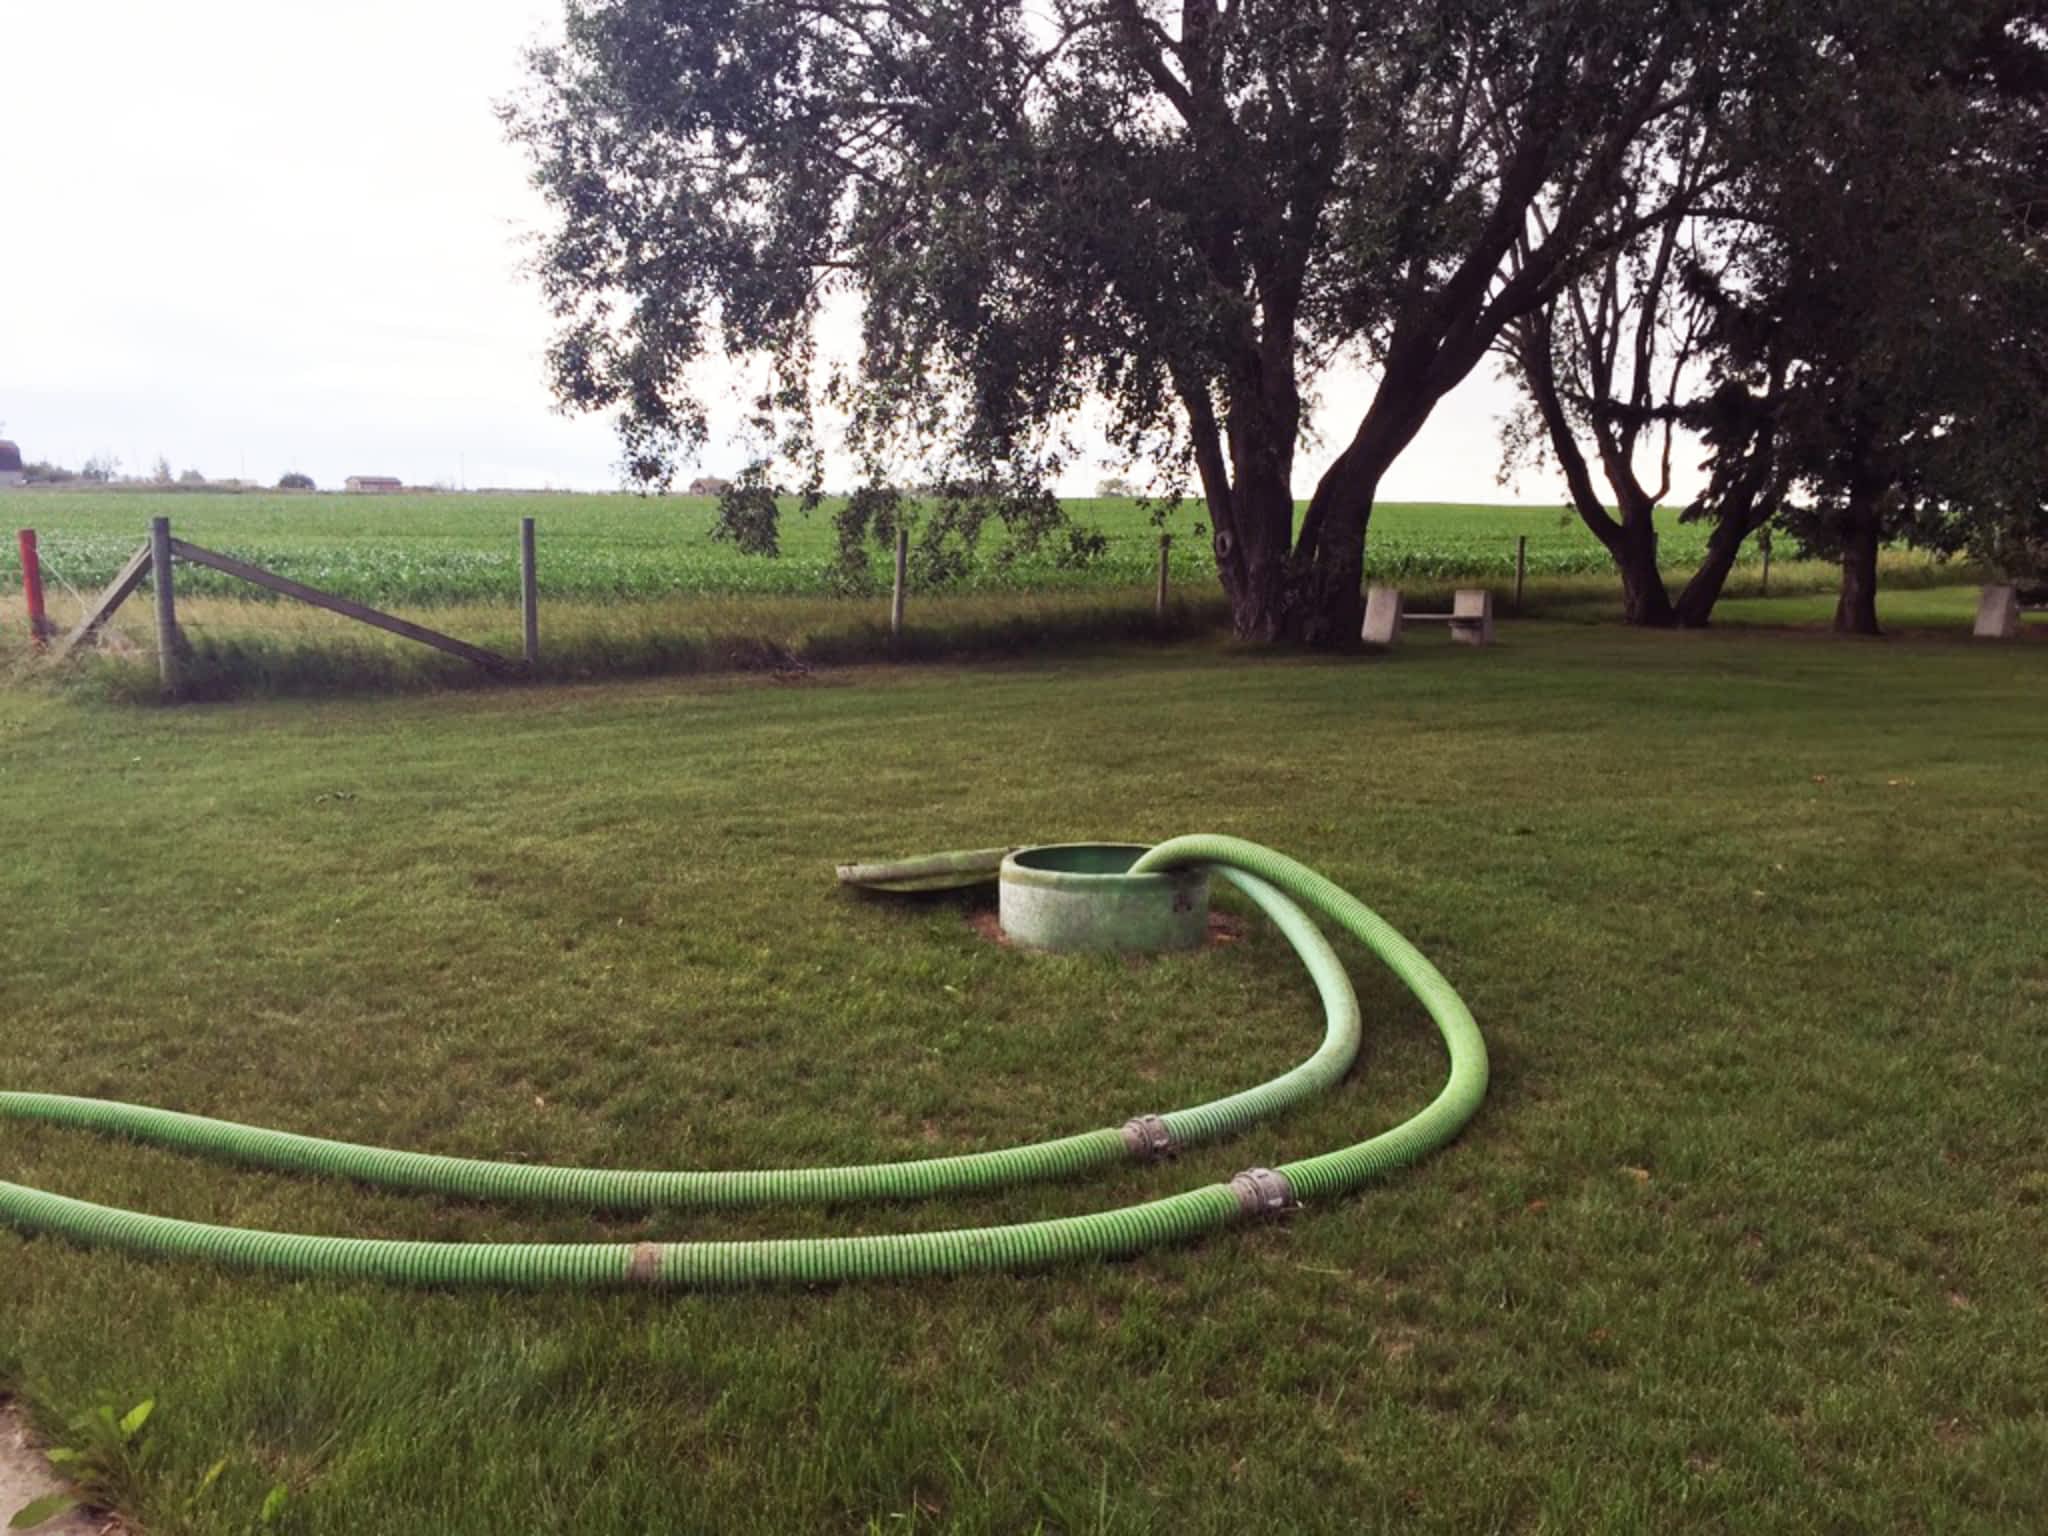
left=0, top=837, right=1486, bottom=1289
left=0, top=871, right=1352, bottom=1210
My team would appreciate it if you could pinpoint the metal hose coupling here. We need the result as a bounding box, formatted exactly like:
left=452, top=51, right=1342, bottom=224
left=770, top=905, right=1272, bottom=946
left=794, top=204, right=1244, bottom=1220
left=1119, top=1114, right=1175, bottom=1160
left=1229, top=1167, right=1297, bottom=1216
left=627, top=1243, right=665, bottom=1286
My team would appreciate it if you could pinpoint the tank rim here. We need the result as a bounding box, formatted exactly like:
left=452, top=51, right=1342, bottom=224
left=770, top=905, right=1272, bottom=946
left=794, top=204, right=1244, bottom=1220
left=1000, top=843, right=1204, bottom=890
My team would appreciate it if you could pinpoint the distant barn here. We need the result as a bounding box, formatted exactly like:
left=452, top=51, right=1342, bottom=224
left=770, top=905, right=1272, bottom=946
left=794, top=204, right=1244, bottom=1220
left=0, top=441, right=23, bottom=488
left=345, top=475, right=404, bottom=494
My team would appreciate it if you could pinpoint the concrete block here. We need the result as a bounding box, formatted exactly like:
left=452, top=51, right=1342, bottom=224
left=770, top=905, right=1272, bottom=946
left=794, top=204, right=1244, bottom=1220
left=1974, top=583, right=2021, bottom=640
left=1450, top=587, right=1494, bottom=646
left=1363, top=585, right=1404, bottom=646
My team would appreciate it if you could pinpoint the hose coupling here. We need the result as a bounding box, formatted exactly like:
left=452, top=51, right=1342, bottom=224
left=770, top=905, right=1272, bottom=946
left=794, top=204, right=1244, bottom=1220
left=1229, top=1167, right=1297, bottom=1217
left=627, top=1243, right=666, bottom=1286
left=1120, top=1114, right=1176, bottom=1160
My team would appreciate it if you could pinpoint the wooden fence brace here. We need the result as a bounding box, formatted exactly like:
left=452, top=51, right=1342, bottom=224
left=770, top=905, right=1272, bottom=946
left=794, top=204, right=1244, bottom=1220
left=167, top=538, right=515, bottom=673
left=16, top=529, right=49, bottom=650
left=1156, top=533, right=1172, bottom=625
left=1514, top=534, right=1527, bottom=613
left=150, top=516, right=181, bottom=699
left=55, top=541, right=154, bottom=660
left=891, top=524, right=909, bottom=649
left=519, top=517, right=539, bottom=667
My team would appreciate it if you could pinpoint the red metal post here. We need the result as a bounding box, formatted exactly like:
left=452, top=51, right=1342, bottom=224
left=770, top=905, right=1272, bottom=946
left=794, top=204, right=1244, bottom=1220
left=17, top=529, right=49, bottom=650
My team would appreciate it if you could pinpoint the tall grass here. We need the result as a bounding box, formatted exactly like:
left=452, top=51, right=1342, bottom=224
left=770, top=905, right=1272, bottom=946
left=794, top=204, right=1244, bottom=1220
left=0, top=546, right=1998, bottom=703
left=0, top=487, right=1990, bottom=707
left=0, top=589, right=1234, bottom=703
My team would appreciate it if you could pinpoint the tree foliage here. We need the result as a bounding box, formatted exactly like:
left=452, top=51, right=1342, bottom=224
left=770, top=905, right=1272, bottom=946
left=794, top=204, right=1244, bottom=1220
left=1506, top=0, right=2048, bottom=632
left=509, top=0, right=1767, bottom=641
left=1692, top=0, right=2048, bottom=632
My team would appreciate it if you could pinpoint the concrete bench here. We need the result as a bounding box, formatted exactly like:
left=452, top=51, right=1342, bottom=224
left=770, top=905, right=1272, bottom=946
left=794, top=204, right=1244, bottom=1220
left=1974, top=583, right=2046, bottom=639
left=1363, top=586, right=1494, bottom=647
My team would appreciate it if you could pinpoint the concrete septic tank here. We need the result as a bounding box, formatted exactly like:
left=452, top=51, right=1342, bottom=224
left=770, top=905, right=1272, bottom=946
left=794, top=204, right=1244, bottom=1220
left=998, top=843, right=1210, bottom=953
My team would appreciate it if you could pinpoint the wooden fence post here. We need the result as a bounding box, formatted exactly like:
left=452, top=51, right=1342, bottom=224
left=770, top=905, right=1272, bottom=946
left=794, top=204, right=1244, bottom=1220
left=16, top=529, right=49, bottom=650
left=1760, top=540, right=1772, bottom=596
left=149, top=516, right=180, bottom=699
left=891, top=524, right=908, bottom=651
left=1514, top=534, right=1527, bottom=613
left=1155, top=533, right=1172, bottom=626
left=519, top=517, right=539, bottom=667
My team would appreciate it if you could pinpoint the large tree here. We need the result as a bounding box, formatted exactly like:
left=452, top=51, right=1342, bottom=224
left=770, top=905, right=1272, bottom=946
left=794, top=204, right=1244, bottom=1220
left=1497, top=1, right=2048, bottom=634
left=508, top=0, right=1750, bottom=642
left=1494, top=111, right=1773, bottom=629
left=1680, top=0, right=2048, bottom=634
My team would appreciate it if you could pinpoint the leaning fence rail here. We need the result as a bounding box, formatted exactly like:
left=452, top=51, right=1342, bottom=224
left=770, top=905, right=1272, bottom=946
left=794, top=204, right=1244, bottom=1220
left=168, top=538, right=515, bottom=675
left=48, top=516, right=518, bottom=697
left=55, top=540, right=155, bottom=661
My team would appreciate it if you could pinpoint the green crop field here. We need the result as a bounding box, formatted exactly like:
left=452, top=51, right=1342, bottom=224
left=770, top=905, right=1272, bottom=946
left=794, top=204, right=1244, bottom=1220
left=2, top=488, right=1983, bottom=703
left=2, top=490, right=1740, bottom=609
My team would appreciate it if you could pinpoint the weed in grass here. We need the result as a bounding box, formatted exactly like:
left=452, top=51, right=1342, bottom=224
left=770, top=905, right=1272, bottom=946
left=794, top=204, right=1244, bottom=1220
left=4, top=1397, right=289, bottom=1535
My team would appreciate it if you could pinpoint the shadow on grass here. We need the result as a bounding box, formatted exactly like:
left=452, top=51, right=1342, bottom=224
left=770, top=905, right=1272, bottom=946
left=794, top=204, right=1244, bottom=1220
left=51, top=597, right=1238, bottom=705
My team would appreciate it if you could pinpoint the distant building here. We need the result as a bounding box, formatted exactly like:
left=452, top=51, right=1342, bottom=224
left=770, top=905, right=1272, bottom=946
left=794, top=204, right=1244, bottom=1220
left=345, top=475, right=404, bottom=494
left=0, top=441, right=23, bottom=488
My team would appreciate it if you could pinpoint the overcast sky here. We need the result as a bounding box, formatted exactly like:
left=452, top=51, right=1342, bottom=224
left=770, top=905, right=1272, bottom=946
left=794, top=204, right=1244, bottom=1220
left=0, top=1, right=1699, bottom=503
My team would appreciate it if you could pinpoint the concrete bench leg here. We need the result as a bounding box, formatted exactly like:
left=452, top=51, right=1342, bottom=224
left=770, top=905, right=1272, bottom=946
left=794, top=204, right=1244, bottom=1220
left=1450, top=587, right=1494, bottom=646
left=1974, top=584, right=2021, bottom=640
left=1363, top=585, right=1404, bottom=646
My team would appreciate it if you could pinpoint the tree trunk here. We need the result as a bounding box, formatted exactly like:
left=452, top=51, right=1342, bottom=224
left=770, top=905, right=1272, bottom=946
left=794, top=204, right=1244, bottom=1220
left=1510, top=318, right=1676, bottom=627
left=1672, top=511, right=1758, bottom=627
left=1570, top=472, right=1675, bottom=624
left=1671, top=390, right=1785, bottom=628
left=1610, top=522, right=1676, bottom=626
left=1291, top=394, right=1428, bottom=646
left=1219, top=459, right=1294, bottom=641
left=1834, top=493, right=1883, bottom=635
left=1291, top=467, right=1375, bottom=646
left=1216, top=384, right=1301, bottom=641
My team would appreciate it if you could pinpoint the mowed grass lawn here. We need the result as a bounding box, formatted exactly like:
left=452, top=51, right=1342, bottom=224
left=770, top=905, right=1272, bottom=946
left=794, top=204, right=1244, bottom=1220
left=1, top=626, right=2044, bottom=1533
